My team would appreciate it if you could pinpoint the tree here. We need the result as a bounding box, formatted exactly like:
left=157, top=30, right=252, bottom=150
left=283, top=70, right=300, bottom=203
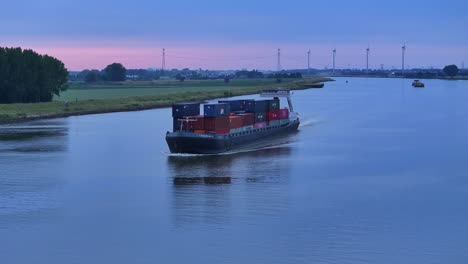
left=104, top=63, right=126, bottom=81
left=85, top=70, right=100, bottom=82
left=443, top=65, right=459, bottom=77
left=0, top=47, right=68, bottom=103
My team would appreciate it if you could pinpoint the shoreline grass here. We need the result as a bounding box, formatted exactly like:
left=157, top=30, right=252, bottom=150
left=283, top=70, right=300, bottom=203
left=0, top=77, right=333, bottom=124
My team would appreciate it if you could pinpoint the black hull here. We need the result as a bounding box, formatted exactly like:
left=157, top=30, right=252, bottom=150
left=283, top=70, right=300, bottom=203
left=166, top=120, right=300, bottom=154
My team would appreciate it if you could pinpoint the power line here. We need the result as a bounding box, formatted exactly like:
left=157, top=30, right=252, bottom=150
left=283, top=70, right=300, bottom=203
left=277, top=48, right=281, bottom=71
left=167, top=55, right=274, bottom=61
left=162, top=48, right=166, bottom=71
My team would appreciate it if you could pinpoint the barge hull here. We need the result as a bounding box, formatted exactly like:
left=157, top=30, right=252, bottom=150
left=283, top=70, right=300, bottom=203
left=166, top=120, right=299, bottom=154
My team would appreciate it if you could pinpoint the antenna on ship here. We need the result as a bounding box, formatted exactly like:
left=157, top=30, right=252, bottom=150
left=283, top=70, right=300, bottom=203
left=401, top=43, right=406, bottom=77
left=162, top=48, right=166, bottom=71
left=307, top=49, right=311, bottom=75
left=366, top=46, right=370, bottom=75
left=277, top=48, right=282, bottom=71
left=332, top=48, right=336, bottom=75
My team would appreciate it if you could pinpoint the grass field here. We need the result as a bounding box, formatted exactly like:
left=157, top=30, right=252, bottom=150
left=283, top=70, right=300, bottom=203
left=0, top=77, right=332, bottom=123
left=56, top=79, right=289, bottom=101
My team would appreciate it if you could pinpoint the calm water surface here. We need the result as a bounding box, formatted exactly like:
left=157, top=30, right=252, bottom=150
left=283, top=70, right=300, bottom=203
left=1, top=77, right=467, bottom=263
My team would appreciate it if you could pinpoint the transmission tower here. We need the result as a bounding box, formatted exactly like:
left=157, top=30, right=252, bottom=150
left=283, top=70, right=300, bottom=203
left=277, top=48, right=281, bottom=71
left=332, top=49, right=336, bottom=75
left=366, top=46, right=370, bottom=75
left=401, top=43, right=406, bottom=77
left=307, top=49, right=311, bottom=75
left=162, top=48, right=166, bottom=71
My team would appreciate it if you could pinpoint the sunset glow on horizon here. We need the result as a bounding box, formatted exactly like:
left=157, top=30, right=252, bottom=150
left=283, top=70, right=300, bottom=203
left=2, top=0, right=467, bottom=71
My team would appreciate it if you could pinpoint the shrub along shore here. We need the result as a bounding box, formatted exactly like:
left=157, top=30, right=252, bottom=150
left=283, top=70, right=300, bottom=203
left=0, top=77, right=332, bottom=124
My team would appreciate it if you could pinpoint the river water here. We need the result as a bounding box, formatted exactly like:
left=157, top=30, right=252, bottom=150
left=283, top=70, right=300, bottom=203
left=1, top=77, right=467, bottom=263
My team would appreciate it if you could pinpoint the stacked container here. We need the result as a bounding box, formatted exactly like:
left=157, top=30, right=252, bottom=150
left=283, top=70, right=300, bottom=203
left=244, top=100, right=255, bottom=113
left=279, top=108, right=290, bottom=125
left=204, top=103, right=230, bottom=117
left=203, top=103, right=230, bottom=134
left=236, top=113, right=255, bottom=126
left=218, top=100, right=243, bottom=112
left=204, top=116, right=230, bottom=134
left=172, top=103, right=200, bottom=131
left=178, top=116, right=205, bottom=132
left=266, top=99, right=281, bottom=126
left=171, top=98, right=287, bottom=134
left=219, top=99, right=256, bottom=113
left=229, top=116, right=243, bottom=129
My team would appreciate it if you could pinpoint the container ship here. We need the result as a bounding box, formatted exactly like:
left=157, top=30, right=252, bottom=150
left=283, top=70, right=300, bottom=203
left=165, top=89, right=300, bottom=154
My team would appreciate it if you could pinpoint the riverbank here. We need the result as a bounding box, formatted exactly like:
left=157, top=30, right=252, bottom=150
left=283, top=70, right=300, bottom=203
left=0, top=77, right=332, bottom=124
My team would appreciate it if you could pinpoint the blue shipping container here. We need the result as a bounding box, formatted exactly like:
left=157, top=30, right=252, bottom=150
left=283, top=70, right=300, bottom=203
left=218, top=100, right=244, bottom=112
left=172, top=103, right=200, bottom=118
left=244, top=100, right=255, bottom=112
left=254, top=100, right=269, bottom=112
left=204, top=103, right=231, bottom=117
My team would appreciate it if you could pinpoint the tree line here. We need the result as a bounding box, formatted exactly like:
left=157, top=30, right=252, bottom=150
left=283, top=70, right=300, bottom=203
left=74, top=63, right=127, bottom=82
left=70, top=67, right=305, bottom=83
left=71, top=66, right=218, bottom=82
left=0, top=47, right=68, bottom=104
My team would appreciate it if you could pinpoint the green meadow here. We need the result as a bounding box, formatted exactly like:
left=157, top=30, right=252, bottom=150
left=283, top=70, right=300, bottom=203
left=0, top=77, right=332, bottom=123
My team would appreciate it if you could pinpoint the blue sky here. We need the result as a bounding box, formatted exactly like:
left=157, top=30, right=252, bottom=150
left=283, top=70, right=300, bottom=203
left=1, top=0, right=467, bottom=70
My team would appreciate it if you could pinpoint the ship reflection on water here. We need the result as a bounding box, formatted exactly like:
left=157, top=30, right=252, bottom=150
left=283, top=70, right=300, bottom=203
left=167, top=146, right=294, bottom=227
left=173, top=176, right=232, bottom=185
left=167, top=146, right=293, bottom=185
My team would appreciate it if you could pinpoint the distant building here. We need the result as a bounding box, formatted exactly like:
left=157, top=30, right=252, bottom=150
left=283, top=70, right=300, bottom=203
left=126, top=75, right=139, bottom=80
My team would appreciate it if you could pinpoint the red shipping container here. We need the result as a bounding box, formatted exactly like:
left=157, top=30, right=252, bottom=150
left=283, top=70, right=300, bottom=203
left=229, top=116, right=243, bottom=129
left=188, top=116, right=205, bottom=130
left=204, top=116, right=229, bottom=130
left=175, top=116, right=204, bottom=130
left=267, top=109, right=280, bottom=121
left=236, top=113, right=255, bottom=126
left=278, top=108, right=290, bottom=119
left=254, top=122, right=267, bottom=128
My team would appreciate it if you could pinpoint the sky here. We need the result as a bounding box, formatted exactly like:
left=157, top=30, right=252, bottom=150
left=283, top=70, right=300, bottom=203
left=1, top=0, right=467, bottom=71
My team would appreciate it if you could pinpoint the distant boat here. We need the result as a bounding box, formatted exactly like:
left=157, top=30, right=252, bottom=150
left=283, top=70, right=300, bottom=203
left=301, top=83, right=324, bottom=88
left=412, top=80, right=425, bottom=88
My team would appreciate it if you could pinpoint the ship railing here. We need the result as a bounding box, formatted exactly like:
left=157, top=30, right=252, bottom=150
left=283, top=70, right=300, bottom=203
left=178, top=117, right=198, bottom=131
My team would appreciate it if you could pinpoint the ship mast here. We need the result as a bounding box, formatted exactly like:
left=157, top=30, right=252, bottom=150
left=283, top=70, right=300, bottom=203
left=260, top=89, right=294, bottom=113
